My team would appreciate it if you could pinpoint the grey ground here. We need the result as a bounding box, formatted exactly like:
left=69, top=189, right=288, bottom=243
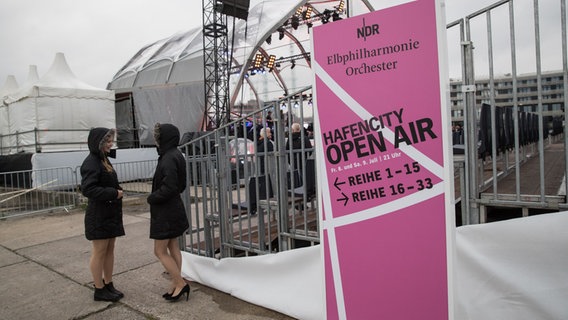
left=0, top=198, right=294, bottom=320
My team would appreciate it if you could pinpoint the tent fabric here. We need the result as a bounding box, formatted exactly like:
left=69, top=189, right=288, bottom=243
left=16, top=65, right=40, bottom=97
left=3, top=53, right=115, bottom=154
left=106, top=1, right=419, bottom=136
left=109, top=1, right=396, bottom=135
left=109, top=0, right=305, bottom=92
left=108, top=1, right=407, bottom=104
left=181, top=212, right=568, bottom=320
left=6, top=53, right=113, bottom=103
left=0, top=74, right=20, bottom=98
left=131, top=83, right=205, bottom=145
left=1, top=75, right=19, bottom=149
left=107, top=0, right=311, bottom=134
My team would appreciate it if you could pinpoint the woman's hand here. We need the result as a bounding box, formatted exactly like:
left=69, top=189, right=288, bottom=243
left=117, top=189, right=124, bottom=199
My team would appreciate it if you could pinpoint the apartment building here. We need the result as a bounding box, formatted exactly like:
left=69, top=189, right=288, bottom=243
left=449, top=70, right=565, bottom=124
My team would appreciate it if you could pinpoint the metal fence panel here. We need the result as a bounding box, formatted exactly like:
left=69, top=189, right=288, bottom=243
left=449, top=0, right=568, bottom=224
left=0, top=167, right=78, bottom=218
left=180, top=87, right=317, bottom=258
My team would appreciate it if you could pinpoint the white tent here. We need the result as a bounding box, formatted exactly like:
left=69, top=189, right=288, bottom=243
left=0, top=74, right=19, bottom=98
left=109, top=26, right=208, bottom=144
left=108, top=0, right=341, bottom=139
left=4, top=53, right=115, bottom=153
left=0, top=75, right=19, bottom=155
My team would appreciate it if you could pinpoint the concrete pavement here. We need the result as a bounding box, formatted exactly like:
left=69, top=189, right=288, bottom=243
left=0, top=198, right=293, bottom=320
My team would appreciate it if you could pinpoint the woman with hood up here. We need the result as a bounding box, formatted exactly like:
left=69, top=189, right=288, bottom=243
left=147, top=123, right=190, bottom=302
left=80, top=127, right=125, bottom=302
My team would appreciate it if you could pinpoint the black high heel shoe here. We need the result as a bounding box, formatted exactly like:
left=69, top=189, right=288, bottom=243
left=166, top=284, right=190, bottom=302
left=162, top=290, right=173, bottom=299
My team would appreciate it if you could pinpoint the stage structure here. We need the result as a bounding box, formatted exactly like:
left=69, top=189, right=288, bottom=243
left=109, top=1, right=347, bottom=142
left=203, top=1, right=229, bottom=129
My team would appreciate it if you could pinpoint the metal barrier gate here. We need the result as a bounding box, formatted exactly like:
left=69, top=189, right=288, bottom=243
left=0, top=167, right=79, bottom=218
left=0, top=160, right=157, bottom=219
left=180, top=87, right=317, bottom=258
left=447, top=0, right=568, bottom=224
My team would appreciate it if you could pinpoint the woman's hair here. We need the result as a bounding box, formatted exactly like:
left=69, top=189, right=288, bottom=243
left=153, top=123, right=161, bottom=146
left=100, top=129, right=115, bottom=173
left=102, top=157, right=113, bottom=173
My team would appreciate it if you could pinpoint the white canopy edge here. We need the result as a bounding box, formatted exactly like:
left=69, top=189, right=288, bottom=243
left=5, top=52, right=114, bottom=104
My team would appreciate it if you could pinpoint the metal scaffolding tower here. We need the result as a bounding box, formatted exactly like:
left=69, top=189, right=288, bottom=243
left=202, top=0, right=230, bottom=129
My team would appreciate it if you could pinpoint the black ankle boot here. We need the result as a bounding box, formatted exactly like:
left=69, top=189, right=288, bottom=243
left=94, top=286, right=120, bottom=302
left=104, top=281, right=124, bottom=298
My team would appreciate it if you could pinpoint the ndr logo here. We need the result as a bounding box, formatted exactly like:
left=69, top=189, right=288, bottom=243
left=357, top=18, right=380, bottom=41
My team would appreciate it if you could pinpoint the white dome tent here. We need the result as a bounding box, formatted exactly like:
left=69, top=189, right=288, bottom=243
left=109, top=26, right=207, bottom=145
left=3, top=52, right=115, bottom=154
left=108, top=0, right=354, bottom=142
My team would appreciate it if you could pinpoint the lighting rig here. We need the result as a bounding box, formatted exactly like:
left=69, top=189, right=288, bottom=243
left=279, top=1, right=345, bottom=32
left=234, top=2, right=343, bottom=78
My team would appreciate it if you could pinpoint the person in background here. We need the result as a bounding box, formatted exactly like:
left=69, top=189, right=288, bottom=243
left=147, top=123, right=190, bottom=302
left=306, top=122, right=314, bottom=139
left=247, top=115, right=264, bottom=141
left=80, top=127, right=125, bottom=302
left=256, top=127, right=274, bottom=175
left=266, top=110, right=274, bottom=130
left=285, top=122, right=313, bottom=171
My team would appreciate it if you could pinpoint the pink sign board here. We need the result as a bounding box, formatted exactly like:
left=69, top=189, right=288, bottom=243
left=312, top=0, right=454, bottom=319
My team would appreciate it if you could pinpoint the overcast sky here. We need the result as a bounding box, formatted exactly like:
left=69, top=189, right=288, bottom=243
left=0, top=0, right=564, bottom=90
left=0, top=0, right=202, bottom=89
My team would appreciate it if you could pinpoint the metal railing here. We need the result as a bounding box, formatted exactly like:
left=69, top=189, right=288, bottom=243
left=0, top=128, right=149, bottom=155
left=0, top=128, right=91, bottom=155
left=0, top=159, right=157, bottom=219
left=179, top=87, right=316, bottom=258
left=0, top=167, right=79, bottom=218
left=449, top=0, right=568, bottom=223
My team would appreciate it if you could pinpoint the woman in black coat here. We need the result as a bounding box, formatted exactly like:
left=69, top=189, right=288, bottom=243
left=80, top=127, right=125, bottom=302
left=147, top=123, right=190, bottom=302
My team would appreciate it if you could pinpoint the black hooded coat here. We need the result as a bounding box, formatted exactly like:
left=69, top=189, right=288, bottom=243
left=80, top=127, right=125, bottom=240
left=147, top=123, right=189, bottom=240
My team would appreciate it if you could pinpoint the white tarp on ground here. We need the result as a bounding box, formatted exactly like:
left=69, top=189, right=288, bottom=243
left=4, top=53, right=115, bottom=154
left=181, top=212, right=568, bottom=320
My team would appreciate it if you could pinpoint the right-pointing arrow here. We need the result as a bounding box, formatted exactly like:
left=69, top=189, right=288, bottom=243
left=337, top=192, right=348, bottom=206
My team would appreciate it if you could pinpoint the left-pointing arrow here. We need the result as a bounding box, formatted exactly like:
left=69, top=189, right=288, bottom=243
left=334, top=177, right=346, bottom=191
